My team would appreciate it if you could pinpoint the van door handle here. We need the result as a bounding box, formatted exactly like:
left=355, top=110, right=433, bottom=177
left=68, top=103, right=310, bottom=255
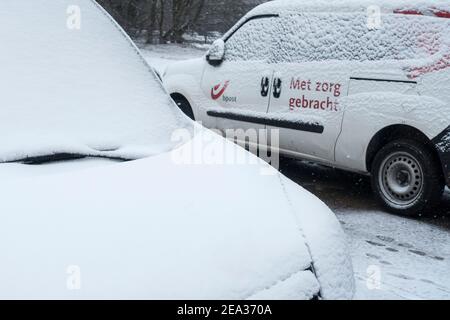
left=261, top=76, right=270, bottom=97
left=273, top=77, right=282, bottom=98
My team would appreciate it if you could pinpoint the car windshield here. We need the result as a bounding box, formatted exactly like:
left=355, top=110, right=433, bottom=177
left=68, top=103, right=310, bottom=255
left=0, top=0, right=191, bottom=164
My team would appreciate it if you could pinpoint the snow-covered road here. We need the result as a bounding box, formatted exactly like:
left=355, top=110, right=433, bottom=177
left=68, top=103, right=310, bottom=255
left=280, top=159, right=450, bottom=300
left=142, top=44, right=450, bottom=300
left=139, top=43, right=207, bottom=76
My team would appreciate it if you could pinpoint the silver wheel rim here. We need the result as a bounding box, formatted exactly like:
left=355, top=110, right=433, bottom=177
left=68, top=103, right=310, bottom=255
left=378, top=151, right=424, bottom=208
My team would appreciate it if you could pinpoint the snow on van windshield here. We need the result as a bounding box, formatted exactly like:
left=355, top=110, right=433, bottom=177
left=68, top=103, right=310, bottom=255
left=0, top=0, right=191, bottom=163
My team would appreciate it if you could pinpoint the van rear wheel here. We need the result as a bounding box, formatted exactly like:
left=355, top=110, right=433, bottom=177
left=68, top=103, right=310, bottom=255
left=371, top=139, right=444, bottom=216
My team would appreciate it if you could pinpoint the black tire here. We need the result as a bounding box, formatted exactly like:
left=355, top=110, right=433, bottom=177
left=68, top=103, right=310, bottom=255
left=371, top=139, right=444, bottom=217
left=170, top=93, right=195, bottom=120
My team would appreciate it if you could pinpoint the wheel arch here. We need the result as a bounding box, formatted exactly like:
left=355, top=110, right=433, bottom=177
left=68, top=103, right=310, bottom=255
left=366, top=124, right=441, bottom=173
left=170, top=92, right=189, bottom=104
left=170, top=92, right=195, bottom=120
left=164, top=71, right=205, bottom=121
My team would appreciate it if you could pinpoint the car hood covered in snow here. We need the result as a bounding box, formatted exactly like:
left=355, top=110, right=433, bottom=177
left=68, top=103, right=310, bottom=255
left=0, top=0, right=354, bottom=299
left=0, top=0, right=189, bottom=163
left=0, top=129, right=354, bottom=299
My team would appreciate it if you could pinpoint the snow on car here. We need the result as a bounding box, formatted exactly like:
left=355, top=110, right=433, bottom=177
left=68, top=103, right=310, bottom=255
left=0, top=0, right=354, bottom=300
left=163, top=0, right=450, bottom=217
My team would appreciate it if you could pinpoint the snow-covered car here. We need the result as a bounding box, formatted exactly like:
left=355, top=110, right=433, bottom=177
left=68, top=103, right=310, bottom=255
left=163, top=0, right=450, bottom=216
left=0, top=0, right=353, bottom=300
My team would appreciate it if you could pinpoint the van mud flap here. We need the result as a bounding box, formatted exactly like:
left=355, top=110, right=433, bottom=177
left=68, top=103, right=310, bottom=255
left=432, top=126, right=450, bottom=187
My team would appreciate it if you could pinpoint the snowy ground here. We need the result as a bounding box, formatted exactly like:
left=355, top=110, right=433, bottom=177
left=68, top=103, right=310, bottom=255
left=139, top=43, right=207, bottom=76
left=280, top=159, right=450, bottom=300
left=141, top=44, right=450, bottom=300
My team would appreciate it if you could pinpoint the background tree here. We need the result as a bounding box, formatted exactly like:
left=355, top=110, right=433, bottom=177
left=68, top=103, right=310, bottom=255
left=98, top=0, right=267, bottom=43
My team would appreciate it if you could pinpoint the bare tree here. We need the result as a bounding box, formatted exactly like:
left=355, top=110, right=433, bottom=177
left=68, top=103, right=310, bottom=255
left=98, top=0, right=267, bottom=43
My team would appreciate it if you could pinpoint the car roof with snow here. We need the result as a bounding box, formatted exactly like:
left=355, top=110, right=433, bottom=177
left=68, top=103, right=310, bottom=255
left=0, top=0, right=190, bottom=164
left=246, top=0, right=450, bottom=17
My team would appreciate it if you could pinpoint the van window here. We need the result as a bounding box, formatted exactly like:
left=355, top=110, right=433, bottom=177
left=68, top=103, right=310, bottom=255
left=275, top=13, right=448, bottom=63
left=224, top=16, right=279, bottom=62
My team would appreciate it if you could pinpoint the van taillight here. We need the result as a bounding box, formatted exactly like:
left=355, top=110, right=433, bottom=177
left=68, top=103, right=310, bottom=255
left=394, top=9, right=423, bottom=16
left=394, top=8, right=450, bottom=18
left=434, top=10, right=450, bottom=18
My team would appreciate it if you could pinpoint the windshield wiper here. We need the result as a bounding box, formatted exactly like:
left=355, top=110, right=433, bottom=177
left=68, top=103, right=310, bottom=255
left=20, top=153, right=87, bottom=165
left=5, top=153, right=129, bottom=165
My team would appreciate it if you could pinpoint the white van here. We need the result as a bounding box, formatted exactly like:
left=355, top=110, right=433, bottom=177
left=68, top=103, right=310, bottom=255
left=163, top=0, right=450, bottom=216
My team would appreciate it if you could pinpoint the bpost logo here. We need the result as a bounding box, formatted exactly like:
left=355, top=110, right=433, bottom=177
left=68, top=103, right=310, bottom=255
left=211, top=80, right=230, bottom=100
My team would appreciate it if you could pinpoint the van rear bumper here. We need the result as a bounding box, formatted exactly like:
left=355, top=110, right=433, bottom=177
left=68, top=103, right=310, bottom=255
left=432, top=126, right=450, bottom=187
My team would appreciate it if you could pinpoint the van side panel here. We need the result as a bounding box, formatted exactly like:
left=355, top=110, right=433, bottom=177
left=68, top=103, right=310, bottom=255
left=335, top=93, right=450, bottom=173
left=336, top=13, right=450, bottom=173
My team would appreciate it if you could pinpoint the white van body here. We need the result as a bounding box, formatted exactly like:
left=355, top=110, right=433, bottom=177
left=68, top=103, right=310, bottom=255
left=163, top=0, right=450, bottom=215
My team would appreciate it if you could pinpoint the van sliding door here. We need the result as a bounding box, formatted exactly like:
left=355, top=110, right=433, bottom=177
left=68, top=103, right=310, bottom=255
left=266, top=13, right=350, bottom=163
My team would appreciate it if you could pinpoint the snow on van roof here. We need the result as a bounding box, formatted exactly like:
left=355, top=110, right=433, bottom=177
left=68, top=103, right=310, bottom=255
left=249, top=0, right=450, bottom=17
left=0, top=0, right=190, bottom=163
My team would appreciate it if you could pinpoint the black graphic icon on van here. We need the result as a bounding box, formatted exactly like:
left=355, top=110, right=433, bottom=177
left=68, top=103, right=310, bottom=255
left=261, top=76, right=270, bottom=97
left=273, top=77, right=282, bottom=98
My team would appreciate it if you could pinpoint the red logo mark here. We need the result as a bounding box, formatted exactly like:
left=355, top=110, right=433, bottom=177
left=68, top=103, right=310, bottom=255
left=211, top=81, right=230, bottom=100
left=408, top=54, right=450, bottom=79
left=394, top=8, right=450, bottom=18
